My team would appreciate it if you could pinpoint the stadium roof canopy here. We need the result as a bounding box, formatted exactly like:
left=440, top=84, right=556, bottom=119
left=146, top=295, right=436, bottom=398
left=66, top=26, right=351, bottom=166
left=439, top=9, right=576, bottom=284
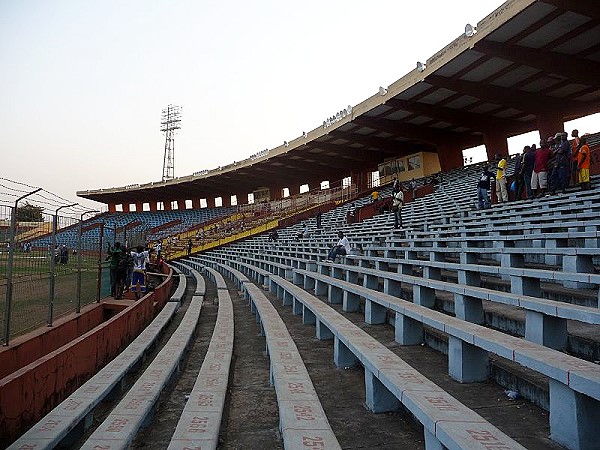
left=79, top=0, right=600, bottom=206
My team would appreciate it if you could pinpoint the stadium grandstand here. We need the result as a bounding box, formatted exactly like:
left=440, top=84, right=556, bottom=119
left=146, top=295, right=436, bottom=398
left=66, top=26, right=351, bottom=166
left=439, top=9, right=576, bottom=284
left=3, top=0, right=600, bottom=449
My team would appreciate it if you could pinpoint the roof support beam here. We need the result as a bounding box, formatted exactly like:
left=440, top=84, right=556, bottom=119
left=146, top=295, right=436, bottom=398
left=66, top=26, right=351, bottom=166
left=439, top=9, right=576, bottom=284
left=327, top=131, right=413, bottom=155
left=425, top=75, right=589, bottom=116
left=329, top=131, right=436, bottom=155
left=476, top=41, right=600, bottom=87
left=384, top=98, right=530, bottom=134
left=354, top=117, right=483, bottom=149
left=540, top=0, right=600, bottom=18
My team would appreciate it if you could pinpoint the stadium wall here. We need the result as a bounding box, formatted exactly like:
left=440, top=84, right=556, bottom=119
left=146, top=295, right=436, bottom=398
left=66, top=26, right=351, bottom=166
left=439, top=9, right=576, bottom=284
left=0, top=267, right=174, bottom=442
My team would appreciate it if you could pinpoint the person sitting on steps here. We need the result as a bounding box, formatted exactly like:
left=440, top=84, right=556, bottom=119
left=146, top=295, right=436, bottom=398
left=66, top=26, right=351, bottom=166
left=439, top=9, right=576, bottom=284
left=325, top=231, right=351, bottom=262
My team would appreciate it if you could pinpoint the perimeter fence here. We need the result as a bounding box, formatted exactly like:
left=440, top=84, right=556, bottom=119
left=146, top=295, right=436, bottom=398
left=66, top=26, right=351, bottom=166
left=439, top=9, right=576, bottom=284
left=0, top=204, right=117, bottom=345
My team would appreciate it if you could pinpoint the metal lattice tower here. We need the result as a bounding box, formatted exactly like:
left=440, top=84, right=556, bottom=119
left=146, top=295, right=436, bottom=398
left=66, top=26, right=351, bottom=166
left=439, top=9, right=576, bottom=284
left=160, top=105, right=182, bottom=181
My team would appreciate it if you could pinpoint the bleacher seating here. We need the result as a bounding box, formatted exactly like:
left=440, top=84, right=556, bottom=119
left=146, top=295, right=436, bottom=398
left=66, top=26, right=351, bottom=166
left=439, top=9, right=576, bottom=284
left=80, top=268, right=204, bottom=449
left=26, top=207, right=235, bottom=250
left=192, top=157, right=600, bottom=450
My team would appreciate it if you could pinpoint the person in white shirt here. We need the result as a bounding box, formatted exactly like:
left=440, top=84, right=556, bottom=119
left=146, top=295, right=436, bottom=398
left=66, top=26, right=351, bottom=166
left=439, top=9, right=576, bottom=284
left=326, top=231, right=351, bottom=262
left=130, top=245, right=150, bottom=299
left=296, top=222, right=309, bottom=240
left=392, top=189, right=404, bottom=229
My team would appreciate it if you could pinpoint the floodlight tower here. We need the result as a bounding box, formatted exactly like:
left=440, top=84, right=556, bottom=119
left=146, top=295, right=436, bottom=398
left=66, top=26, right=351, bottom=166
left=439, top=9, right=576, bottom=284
left=160, top=104, right=182, bottom=181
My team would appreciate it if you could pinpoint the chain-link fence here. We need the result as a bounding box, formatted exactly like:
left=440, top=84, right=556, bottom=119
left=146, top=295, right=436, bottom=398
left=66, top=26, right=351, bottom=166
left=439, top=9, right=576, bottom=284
left=0, top=204, right=112, bottom=345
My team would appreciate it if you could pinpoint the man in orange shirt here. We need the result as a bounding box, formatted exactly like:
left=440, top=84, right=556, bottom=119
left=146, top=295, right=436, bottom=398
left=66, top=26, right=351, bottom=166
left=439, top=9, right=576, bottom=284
left=577, top=135, right=591, bottom=190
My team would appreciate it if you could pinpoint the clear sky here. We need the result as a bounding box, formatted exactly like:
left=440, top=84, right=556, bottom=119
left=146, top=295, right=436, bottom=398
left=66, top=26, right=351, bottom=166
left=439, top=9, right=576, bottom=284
left=1, top=0, right=598, bottom=213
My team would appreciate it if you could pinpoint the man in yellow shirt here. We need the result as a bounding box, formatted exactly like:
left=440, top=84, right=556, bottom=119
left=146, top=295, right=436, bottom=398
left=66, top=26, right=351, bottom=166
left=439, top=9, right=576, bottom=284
left=495, top=154, right=508, bottom=203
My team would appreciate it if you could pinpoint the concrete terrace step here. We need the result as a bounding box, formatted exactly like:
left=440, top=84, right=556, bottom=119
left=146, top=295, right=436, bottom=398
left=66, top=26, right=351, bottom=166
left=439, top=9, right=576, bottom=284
left=264, top=270, right=527, bottom=450
left=80, top=274, right=204, bottom=450
left=199, top=258, right=342, bottom=450
left=168, top=266, right=234, bottom=450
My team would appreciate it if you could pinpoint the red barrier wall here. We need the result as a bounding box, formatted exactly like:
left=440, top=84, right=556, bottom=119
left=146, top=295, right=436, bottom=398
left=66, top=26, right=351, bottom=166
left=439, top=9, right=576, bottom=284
left=0, top=303, right=104, bottom=379
left=0, top=272, right=173, bottom=444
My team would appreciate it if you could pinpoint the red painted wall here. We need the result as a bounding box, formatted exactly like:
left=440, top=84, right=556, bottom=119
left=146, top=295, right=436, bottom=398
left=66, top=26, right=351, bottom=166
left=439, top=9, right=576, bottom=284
left=0, top=270, right=173, bottom=444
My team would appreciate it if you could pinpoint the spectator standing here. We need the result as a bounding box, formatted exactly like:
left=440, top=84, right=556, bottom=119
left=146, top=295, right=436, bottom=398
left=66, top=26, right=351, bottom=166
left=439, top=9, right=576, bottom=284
left=316, top=212, right=322, bottom=229
left=570, top=129, right=581, bottom=186
left=106, top=242, right=123, bottom=297
left=154, top=241, right=162, bottom=259
left=187, top=239, right=193, bottom=256
left=60, top=245, right=69, bottom=264
left=513, top=147, right=526, bottom=201
left=114, top=246, right=128, bottom=299
left=409, top=178, right=417, bottom=200
left=532, top=140, right=552, bottom=197
left=477, top=166, right=495, bottom=209
left=347, top=203, right=357, bottom=224
left=495, top=154, right=508, bottom=203
left=392, top=177, right=400, bottom=194
left=578, top=135, right=591, bottom=190
left=392, top=189, right=404, bottom=229
left=124, top=248, right=133, bottom=293
left=130, top=245, right=150, bottom=299
left=522, top=145, right=536, bottom=199
left=550, top=132, right=570, bottom=194
left=326, top=231, right=351, bottom=262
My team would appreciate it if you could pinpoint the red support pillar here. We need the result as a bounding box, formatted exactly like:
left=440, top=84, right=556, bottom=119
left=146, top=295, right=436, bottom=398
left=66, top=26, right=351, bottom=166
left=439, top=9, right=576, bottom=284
left=536, top=115, right=565, bottom=144
left=135, top=202, right=143, bottom=212
left=163, top=201, right=172, bottom=211
left=236, top=193, right=247, bottom=205
left=149, top=202, right=157, bottom=212
left=222, top=196, right=232, bottom=207
left=270, top=187, right=284, bottom=200
left=108, top=203, right=117, bottom=213
left=306, top=179, right=322, bottom=193
left=192, top=198, right=200, bottom=209
left=206, top=198, right=215, bottom=208
left=352, top=172, right=369, bottom=193
left=177, top=199, right=186, bottom=210
left=123, top=203, right=131, bottom=213
left=483, top=132, right=509, bottom=161
left=437, top=144, right=465, bottom=172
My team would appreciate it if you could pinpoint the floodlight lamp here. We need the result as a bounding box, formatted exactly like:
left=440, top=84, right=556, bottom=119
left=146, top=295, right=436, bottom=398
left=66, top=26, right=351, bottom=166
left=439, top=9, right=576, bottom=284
left=323, top=121, right=327, bottom=128
left=303, top=131, right=307, bottom=138
left=347, top=105, right=352, bottom=114
left=284, top=141, right=289, bottom=147
left=342, top=109, right=347, bottom=118
left=379, top=86, right=388, bottom=96
left=417, top=61, right=426, bottom=72
left=465, top=23, right=477, bottom=37
left=336, top=112, right=341, bottom=120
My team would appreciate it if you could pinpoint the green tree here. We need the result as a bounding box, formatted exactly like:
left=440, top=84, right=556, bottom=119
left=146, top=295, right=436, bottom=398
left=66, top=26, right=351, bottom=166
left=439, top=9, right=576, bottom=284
left=16, top=203, right=44, bottom=222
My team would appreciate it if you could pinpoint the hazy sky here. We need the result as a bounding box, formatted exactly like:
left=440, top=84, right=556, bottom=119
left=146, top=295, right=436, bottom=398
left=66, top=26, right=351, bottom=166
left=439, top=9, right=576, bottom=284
left=1, top=0, right=597, bottom=212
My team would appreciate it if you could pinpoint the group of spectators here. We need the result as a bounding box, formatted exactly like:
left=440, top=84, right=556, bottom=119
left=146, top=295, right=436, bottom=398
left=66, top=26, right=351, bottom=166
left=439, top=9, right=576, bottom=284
left=106, top=243, right=157, bottom=300
left=478, top=130, right=592, bottom=209
left=53, top=244, right=70, bottom=265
